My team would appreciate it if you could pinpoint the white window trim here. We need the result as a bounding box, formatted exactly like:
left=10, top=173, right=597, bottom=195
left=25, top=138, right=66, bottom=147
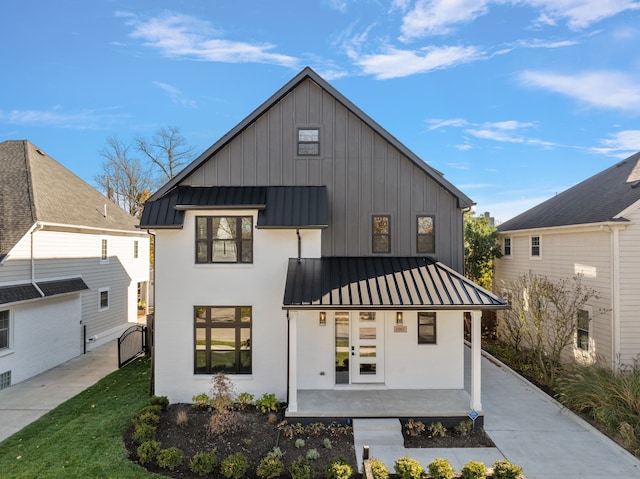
left=575, top=306, right=593, bottom=351
left=98, top=288, right=110, bottom=312
left=529, top=235, right=542, bottom=260
left=100, top=237, right=109, bottom=264
left=0, top=309, right=13, bottom=356
left=503, top=236, right=512, bottom=258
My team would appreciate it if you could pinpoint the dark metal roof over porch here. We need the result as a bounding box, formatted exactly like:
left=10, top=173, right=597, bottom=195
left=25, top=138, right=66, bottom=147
left=139, top=185, right=328, bottom=230
left=282, top=257, right=508, bottom=310
left=0, top=277, right=89, bottom=305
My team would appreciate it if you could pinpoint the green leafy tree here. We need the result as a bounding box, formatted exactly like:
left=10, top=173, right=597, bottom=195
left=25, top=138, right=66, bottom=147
left=464, top=212, right=502, bottom=289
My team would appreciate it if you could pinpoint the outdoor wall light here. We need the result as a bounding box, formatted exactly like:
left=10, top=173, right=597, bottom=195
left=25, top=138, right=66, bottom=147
left=319, top=311, right=327, bottom=326
left=396, top=312, right=403, bottom=325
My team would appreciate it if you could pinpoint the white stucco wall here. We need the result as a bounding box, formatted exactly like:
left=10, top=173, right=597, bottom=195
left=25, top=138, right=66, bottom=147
left=153, top=209, right=322, bottom=403
left=295, top=310, right=464, bottom=390
left=0, top=295, right=82, bottom=385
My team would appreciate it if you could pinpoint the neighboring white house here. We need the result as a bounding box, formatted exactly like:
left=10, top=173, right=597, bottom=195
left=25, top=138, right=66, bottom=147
left=140, top=68, right=507, bottom=419
left=495, top=151, right=640, bottom=369
left=0, top=140, right=150, bottom=388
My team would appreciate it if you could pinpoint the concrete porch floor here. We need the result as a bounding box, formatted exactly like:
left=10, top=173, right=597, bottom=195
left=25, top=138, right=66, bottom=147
left=286, top=388, right=472, bottom=419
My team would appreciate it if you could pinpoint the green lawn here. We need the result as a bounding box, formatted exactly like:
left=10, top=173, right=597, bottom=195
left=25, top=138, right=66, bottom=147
left=0, top=356, right=159, bottom=478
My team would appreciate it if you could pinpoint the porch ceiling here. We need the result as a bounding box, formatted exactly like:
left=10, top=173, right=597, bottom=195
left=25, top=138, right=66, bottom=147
left=282, top=257, right=508, bottom=310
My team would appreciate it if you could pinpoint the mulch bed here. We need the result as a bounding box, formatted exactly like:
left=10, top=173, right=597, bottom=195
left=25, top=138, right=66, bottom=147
left=403, top=426, right=496, bottom=448
left=124, top=404, right=356, bottom=478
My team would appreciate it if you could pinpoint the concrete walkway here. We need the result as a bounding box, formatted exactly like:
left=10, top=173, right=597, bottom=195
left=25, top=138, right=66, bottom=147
left=354, top=352, right=640, bottom=479
left=0, top=340, right=119, bottom=443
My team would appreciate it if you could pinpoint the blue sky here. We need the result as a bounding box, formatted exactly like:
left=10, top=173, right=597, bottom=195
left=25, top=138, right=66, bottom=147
left=2, top=1, right=640, bottom=223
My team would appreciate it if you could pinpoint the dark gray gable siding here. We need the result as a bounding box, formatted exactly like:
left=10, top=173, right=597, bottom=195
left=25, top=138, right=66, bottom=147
left=499, top=152, right=640, bottom=232
left=283, top=257, right=507, bottom=309
left=144, top=68, right=470, bottom=271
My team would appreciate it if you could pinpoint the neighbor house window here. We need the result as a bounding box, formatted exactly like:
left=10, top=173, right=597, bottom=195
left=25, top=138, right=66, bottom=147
left=297, top=128, right=320, bottom=156
left=372, top=215, right=391, bottom=254
left=134, top=240, right=139, bottom=259
left=196, top=216, right=253, bottom=264
left=530, top=235, right=541, bottom=258
left=417, top=215, right=435, bottom=254
left=101, top=239, right=108, bottom=262
left=577, top=309, right=590, bottom=351
left=98, top=288, right=109, bottom=311
left=503, top=237, right=512, bottom=256
left=0, top=310, right=9, bottom=350
left=194, top=306, right=252, bottom=374
left=418, top=312, right=437, bottom=344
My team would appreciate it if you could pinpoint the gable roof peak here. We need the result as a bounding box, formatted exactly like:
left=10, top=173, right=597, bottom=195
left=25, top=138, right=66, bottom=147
left=148, top=67, right=472, bottom=208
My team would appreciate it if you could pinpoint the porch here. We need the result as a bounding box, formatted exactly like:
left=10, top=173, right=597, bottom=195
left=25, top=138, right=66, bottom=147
left=286, top=388, right=473, bottom=422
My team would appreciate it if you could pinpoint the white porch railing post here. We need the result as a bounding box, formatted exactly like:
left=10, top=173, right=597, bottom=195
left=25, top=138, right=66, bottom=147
left=288, top=311, right=298, bottom=413
left=470, top=310, right=482, bottom=412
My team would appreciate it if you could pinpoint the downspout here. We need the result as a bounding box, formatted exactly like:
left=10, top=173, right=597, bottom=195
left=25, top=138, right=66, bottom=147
left=609, top=226, right=621, bottom=369
left=31, top=223, right=45, bottom=297
left=296, top=229, right=301, bottom=263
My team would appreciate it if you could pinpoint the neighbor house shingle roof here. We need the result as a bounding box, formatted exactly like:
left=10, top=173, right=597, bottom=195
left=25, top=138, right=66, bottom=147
left=0, top=277, right=89, bottom=305
left=139, top=185, right=328, bottom=229
left=0, top=140, right=140, bottom=259
left=283, top=256, right=508, bottom=310
left=498, top=151, right=640, bottom=232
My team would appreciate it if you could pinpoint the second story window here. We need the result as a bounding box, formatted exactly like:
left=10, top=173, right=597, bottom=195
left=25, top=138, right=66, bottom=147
left=134, top=240, right=139, bottom=259
left=417, top=215, right=435, bottom=254
left=196, top=216, right=253, bottom=264
left=372, top=215, right=391, bottom=254
left=530, top=235, right=541, bottom=258
left=297, top=128, right=320, bottom=156
left=503, top=237, right=512, bottom=256
left=101, top=239, right=108, bottom=262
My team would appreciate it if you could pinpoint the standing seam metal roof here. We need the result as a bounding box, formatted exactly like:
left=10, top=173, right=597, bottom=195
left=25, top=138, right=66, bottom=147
left=282, top=257, right=508, bottom=310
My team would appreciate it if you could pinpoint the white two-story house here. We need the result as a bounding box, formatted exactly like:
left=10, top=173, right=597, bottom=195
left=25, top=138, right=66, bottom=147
left=140, top=67, right=507, bottom=421
left=0, top=140, right=150, bottom=388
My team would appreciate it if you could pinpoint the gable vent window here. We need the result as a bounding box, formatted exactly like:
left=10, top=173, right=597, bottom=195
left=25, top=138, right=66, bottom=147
left=297, top=128, right=320, bottom=156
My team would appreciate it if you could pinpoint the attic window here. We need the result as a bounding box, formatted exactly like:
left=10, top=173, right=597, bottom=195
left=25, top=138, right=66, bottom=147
left=297, top=128, right=320, bottom=156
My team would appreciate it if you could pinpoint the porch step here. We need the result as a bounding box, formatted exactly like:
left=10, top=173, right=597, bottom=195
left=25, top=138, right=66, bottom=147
left=353, top=418, right=404, bottom=446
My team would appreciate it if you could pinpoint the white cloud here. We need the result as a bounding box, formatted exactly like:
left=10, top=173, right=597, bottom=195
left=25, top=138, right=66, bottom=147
left=123, top=11, right=298, bottom=67
left=525, top=0, right=640, bottom=31
left=152, top=81, right=197, bottom=108
left=0, top=107, right=127, bottom=129
left=519, top=70, right=640, bottom=111
left=400, top=0, right=490, bottom=39
left=426, top=118, right=469, bottom=130
left=354, top=45, right=482, bottom=79
left=593, top=130, right=640, bottom=156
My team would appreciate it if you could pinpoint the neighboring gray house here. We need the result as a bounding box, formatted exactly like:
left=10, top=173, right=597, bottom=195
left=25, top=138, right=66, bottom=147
left=495, top=152, right=640, bottom=368
left=0, top=140, right=150, bottom=388
left=140, top=67, right=507, bottom=420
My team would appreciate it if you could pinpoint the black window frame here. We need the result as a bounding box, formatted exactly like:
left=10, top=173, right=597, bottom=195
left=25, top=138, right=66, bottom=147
left=99, top=289, right=109, bottom=311
left=296, top=127, right=320, bottom=157
left=0, top=310, right=9, bottom=350
left=416, top=215, right=436, bottom=254
left=194, top=306, right=252, bottom=375
left=372, top=215, right=391, bottom=254
left=418, top=312, right=437, bottom=344
left=195, top=216, right=253, bottom=264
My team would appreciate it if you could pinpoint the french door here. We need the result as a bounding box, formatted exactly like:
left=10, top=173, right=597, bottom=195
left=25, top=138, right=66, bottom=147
left=335, top=311, right=384, bottom=384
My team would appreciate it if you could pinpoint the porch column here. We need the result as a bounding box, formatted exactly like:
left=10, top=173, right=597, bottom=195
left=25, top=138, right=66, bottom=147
left=288, top=311, right=298, bottom=413
left=470, top=310, right=482, bottom=412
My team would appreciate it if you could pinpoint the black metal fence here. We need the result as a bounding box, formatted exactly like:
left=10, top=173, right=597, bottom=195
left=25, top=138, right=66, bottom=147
left=118, top=324, right=147, bottom=368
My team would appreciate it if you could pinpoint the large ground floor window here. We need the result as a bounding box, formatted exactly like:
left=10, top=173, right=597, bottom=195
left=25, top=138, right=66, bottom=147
left=194, top=306, right=252, bottom=374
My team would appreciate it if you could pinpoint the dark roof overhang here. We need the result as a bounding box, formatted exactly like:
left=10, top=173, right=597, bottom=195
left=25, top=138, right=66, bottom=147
left=282, top=257, right=509, bottom=311
left=0, top=277, right=89, bottom=306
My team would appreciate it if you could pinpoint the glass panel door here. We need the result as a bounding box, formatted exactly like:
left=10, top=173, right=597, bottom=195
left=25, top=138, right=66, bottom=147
left=335, top=312, right=350, bottom=384
left=351, top=311, right=384, bottom=383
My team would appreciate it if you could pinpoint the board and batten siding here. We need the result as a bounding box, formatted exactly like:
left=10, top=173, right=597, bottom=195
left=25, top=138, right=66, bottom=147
left=617, top=206, right=640, bottom=364
left=180, top=78, right=464, bottom=270
left=495, top=228, right=613, bottom=364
